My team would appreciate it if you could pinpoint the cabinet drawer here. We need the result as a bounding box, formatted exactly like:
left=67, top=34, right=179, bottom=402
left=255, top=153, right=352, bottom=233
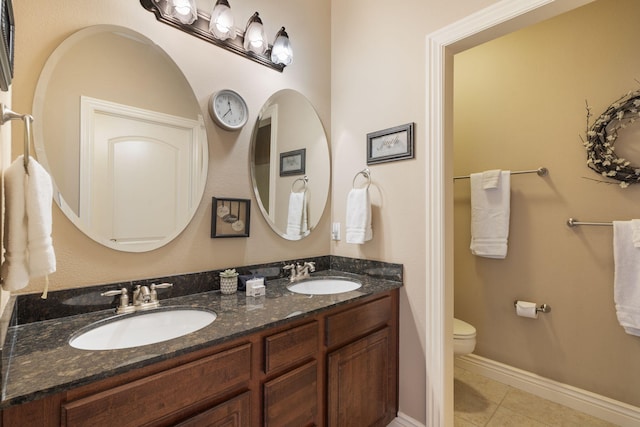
left=62, top=343, right=252, bottom=427
left=264, top=321, right=318, bottom=374
left=175, top=391, right=252, bottom=427
left=263, top=360, right=318, bottom=427
left=326, top=296, right=391, bottom=348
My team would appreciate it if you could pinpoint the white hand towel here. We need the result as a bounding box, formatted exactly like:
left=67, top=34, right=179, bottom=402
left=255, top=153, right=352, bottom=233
left=286, top=191, right=308, bottom=237
left=346, top=187, right=372, bottom=244
left=481, top=169, right=501, bottom=189
left=1, top=156, right=56, bottom=293
left=631, top=219, right=640, bottom=248
left=26, top=157, right=56, bottom=278
left=1, top=157, right=29, bottom=291
left=613, top=221, right=640, bottom=336
left=469, top=170, right=510, bottom=259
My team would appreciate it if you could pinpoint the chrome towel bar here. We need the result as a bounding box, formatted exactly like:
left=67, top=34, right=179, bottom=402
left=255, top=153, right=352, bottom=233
left=454, top=167, right=548, bottom=180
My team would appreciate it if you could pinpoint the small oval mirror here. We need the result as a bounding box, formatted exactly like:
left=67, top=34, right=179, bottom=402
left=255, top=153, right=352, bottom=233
left=250, top=90, right=330, bottom=240
left=33, top=25, right=208, bottom=252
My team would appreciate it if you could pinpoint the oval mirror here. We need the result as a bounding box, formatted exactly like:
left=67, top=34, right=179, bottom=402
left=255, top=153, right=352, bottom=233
left=250, top=90, right=330, bottom=240
left=33, top=25, right=208, bottom=252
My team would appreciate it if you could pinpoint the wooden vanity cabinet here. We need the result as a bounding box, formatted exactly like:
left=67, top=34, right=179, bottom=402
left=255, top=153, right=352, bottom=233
left=0, top=289, right=398, bottom=427
left=326, top=295, right=398, bottom=427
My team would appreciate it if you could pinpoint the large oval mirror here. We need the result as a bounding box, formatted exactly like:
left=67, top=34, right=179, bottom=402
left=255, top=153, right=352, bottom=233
left=250, top=90, right=330, bottom=240
left=33, top=25, right=208, bottom=252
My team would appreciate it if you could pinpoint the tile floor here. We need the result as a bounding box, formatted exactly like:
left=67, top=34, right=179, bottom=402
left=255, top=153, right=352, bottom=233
left=454, top=364, right=619, bottom=426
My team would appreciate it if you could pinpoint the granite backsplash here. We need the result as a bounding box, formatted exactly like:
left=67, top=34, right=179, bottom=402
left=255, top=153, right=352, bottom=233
left=9, top=256, right=402, bottom=326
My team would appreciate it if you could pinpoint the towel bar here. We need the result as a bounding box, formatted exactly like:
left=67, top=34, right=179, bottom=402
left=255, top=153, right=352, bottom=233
left=566, top=218, right=613, bottom=227
left=453, top=167, right=548, bottom=180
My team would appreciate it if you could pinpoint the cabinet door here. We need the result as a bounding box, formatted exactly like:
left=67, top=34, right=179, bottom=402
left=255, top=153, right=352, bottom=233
left=175, top=392, right=252, bottom=427
left=264, top=360, right=318, bottom=427
left=327, top=327, right=392, bottom=427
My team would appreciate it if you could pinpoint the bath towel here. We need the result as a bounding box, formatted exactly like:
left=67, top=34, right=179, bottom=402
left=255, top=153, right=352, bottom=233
left=1, top=155, right=56, bottom=293
left=346, top=187, right=372, bottom=244
left=469, top=170, right=510, bottom=259
left=613, top=221, right=640, bottom=336
left=286, top=191, right=308, bottom=237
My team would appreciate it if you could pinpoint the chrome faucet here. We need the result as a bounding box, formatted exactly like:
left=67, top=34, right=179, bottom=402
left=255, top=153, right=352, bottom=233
left=103, top=283, right=173, bottom=313
left=284, top=261, right=316, bottom=282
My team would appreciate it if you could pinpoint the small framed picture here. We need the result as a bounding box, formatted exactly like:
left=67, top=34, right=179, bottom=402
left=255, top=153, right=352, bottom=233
left=211, top=197, right=251, bottom=238
left=366, top=122, right=415, bottom=165
left=279, top=148, right=306, bottom=176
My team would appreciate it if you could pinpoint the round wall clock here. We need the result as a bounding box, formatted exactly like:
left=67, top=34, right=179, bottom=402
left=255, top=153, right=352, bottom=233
left=208, top=89, right=249, bottom=131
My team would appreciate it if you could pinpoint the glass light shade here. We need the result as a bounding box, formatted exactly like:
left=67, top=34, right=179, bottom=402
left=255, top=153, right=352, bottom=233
left=170, top=0, right=197, bottom=24
left=270, top=27, right=293, bottom=66
left=209, top=0, right=235, bottom=40
left=243, top=12, right=267, bottom=55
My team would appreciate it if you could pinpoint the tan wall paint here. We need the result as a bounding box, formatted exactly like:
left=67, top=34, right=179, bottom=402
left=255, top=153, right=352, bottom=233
left=11, top=0, right=331, bottom=293
left=330, top=0, right=499, bottom=422
left=454, top=0, right=640, bottom=407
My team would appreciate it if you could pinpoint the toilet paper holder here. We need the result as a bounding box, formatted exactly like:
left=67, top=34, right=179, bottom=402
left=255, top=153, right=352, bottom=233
left=513, top=300, right=551, bottom=313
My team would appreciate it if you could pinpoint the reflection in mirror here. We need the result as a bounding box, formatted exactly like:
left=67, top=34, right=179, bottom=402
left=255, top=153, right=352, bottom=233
left=33, top=25, right=208, bottom=252
left=250, top=89, right=330, bottom=240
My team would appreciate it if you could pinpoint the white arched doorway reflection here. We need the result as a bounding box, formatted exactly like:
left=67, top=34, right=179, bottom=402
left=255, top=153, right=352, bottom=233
left=424, top=0, right=594, bottom=425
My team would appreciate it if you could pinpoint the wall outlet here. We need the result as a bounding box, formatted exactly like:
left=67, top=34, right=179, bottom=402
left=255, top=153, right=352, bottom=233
left=332, top=222, right=341, bottom=240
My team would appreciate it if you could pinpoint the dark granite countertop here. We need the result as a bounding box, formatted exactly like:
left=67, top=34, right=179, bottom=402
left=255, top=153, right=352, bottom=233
left=0, top=269, right=402, bottom=408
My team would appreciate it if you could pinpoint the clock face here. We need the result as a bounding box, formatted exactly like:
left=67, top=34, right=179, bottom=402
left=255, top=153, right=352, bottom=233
left=209, top=90, right=248, bottom=131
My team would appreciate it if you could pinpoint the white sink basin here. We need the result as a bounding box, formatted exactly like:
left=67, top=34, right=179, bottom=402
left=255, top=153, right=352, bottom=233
left=69, top=307, right=217, bottom=351
left=287, top=278, right=362, bottom=295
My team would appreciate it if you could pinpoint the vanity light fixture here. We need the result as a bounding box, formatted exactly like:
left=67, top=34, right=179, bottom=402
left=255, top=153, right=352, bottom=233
left=168, top=0, right=197, bottom=24
left=140, top=0, right=292, bottom=72
left=270, top=27, right=293, bottom=66
left=243, top=12, right=267, bottom=55
left=209, top=0, right=235, bottom=41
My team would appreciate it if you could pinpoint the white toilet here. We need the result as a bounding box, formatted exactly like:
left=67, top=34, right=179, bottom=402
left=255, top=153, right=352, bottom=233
left=453, top=318, right=476, bottom=355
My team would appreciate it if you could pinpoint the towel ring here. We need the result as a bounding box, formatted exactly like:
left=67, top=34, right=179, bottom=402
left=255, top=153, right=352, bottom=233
left=352, top=168, right=371, bottom=190
left=291, top=176, right=308, bottom=192
left=0, top=103, right=33, bottom=173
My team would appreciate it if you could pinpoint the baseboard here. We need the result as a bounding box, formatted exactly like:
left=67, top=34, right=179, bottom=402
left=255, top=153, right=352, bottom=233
left=387, top=412, right=425, bottom=427
left=456, top=354, right=640, bottom=427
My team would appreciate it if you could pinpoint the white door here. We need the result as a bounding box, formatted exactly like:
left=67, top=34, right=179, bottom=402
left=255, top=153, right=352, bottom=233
left=81, top=97, right=197, bottom=248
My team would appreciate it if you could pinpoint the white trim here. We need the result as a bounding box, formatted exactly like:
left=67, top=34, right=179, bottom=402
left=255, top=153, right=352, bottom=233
left=456, top=354, right=640, bottom=427
left=425, top=1, right=594, bottom=426
left=387, top=413, right=425, bottom=427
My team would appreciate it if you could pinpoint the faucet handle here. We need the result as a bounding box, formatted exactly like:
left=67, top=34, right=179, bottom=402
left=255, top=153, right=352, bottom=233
left=149, top=283, right=173, bottom=305
left=101, top=288, right=134, bottom=314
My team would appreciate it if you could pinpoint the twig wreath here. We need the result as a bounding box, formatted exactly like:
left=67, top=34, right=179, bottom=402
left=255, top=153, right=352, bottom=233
left=583, top=88, right=640, bottom=188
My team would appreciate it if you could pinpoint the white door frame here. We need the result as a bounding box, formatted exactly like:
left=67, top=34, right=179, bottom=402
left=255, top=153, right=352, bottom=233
left=424, top=0, right=594, bottom=425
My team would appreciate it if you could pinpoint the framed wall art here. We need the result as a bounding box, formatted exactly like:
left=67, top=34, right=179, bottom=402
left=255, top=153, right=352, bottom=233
left=279, top=148, right=306, bottom=176
left=211, top=197, right=251, bottom=238
left=0, top=0, right=15, bottom=91
left=366, top=122, right=415, bottom=165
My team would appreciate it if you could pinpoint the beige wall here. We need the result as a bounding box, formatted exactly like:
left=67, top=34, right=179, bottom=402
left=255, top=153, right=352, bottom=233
left=11, top=0, right=331, bottom=292
left=454, top=0, right=640, bottom=407
left=330, top=0, right=499, bottom=422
